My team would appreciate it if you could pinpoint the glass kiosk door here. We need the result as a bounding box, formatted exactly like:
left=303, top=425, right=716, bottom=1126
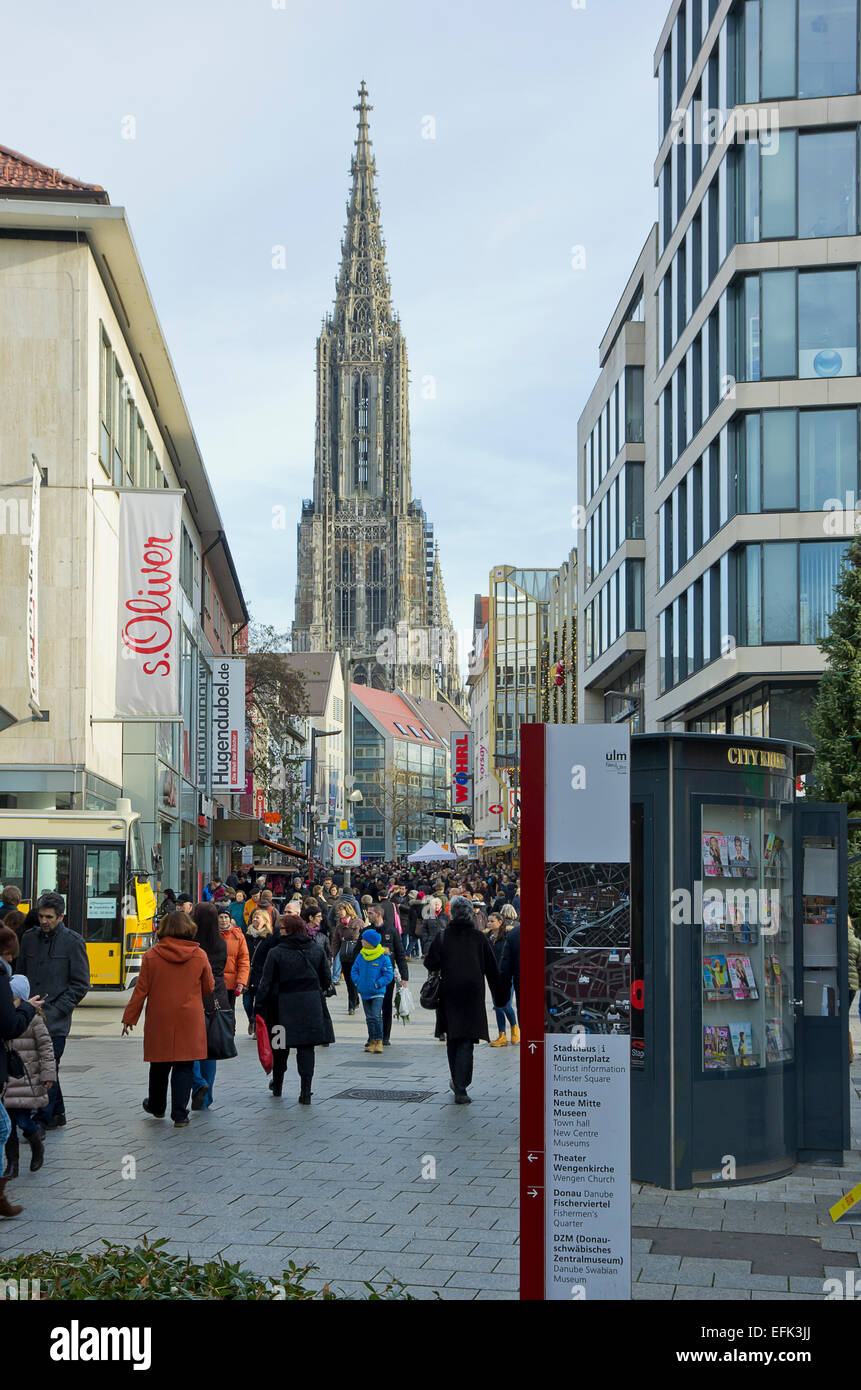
left=794, top=802, right=850, bottom=1161
left=695, top=793, right=796, bottom=1181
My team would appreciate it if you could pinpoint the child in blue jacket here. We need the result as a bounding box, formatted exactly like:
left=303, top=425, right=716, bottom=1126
left=351, top=930, right=394, bottom=1054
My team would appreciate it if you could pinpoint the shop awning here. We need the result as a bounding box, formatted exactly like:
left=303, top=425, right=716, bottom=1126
left=257, top=835, right=309, bottom=861
left=213, top=817, right=260, bottom=843
left=212, top=819, right=308, bottom=861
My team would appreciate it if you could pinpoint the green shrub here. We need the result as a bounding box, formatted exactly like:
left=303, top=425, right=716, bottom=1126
left=3, top=1235, right=414, bottom=1300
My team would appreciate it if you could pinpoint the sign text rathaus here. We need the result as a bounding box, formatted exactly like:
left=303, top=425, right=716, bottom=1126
left=292, top=83, right=462, bottom=708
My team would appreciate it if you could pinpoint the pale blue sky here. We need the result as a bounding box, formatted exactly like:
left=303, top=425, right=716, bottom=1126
left=2, top=0, right=669, bottom=643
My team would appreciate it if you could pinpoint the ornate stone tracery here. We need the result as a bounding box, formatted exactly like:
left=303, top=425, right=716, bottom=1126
left=293, top=84, right=463, bottom=710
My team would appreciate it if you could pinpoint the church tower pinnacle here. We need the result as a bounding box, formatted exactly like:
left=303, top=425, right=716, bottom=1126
left=293, top=85, right=463, bottom=711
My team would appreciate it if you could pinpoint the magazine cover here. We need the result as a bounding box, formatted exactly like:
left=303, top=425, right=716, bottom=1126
left=763, top=833, right=785, bottom=871
left=765, top=1019, right=783, bottom=1061
left=702, top=954, right=731, bottom=998
left=727, top=954, right=758, bottom=1000
left=710, top=1024, right=731, bottom=1069
left=730, top=1021, right=755, bottom=1067
left=703, top=1025, right=717, bottom=1068
left=727, top=834, right=752, bottom=878
left=702, top=831, right=729, bottom=878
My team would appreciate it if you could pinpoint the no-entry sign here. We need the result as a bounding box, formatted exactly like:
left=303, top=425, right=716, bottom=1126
left=334, top=838, right=359, bottom=864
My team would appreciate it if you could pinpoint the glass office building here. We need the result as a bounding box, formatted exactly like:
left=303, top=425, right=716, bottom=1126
left=579, top=0, right=860, bottom=739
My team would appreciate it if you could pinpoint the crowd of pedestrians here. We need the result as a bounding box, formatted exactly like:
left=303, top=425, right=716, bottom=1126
left=0, top=861, right=520, bottom=1217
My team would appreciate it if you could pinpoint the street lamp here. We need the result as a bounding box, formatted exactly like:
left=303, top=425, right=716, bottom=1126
left=308, top=727, right=338, bottom=867
left=344, top=787, right=363, bottom=891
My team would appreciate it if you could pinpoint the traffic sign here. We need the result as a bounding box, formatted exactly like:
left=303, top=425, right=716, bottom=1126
left=334, top=837, right=359, bottom=864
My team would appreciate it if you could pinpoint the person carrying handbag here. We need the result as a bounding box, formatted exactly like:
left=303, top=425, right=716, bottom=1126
left=121, top=913, right=214, bottom=1126
left=2, top=972, right=56, bottom=1177
left=189, top=903, right=232, bottom=1112
left=255, top=915, right=334, bottom=1103
left=425, top=896, right=508, bottom=1104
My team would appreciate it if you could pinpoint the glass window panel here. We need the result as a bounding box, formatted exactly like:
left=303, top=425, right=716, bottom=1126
left=798, top=0, right=857, bottom=98
left=761, top=0, right=797, bottom=97
left=799, top=130, right=856, bottom=238
left=761, top=129, right=796, bottom=238
left=626, top=463, right=644, bottom=539
left=743, top=275, right=761, bottom=380
left=745, top=413, right=761, bottom=512
left=763, top=542, right=798, bottom=642
left=744, top=0, right=761, bottom=102
left=625, top=367, right=645, bottom=442
left=746, top=543, right=762, bottom=644
left=800, top=541, right=850, bottom=643
left=743, top=139, right=760, bottom=240
left=799, top=408, right=858, bottom=510
left=762, top=409, right=798, bottom=509
left=799, top=269, right=858, bottom=378
left=761, top=270, right=796, bottom=377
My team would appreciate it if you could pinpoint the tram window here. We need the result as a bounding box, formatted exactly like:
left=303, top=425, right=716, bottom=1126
left=35, top=846, right=72, bottom=901
left=85, top=847, right=123, bottom=942
left=0, top=840, right=25, bottom=893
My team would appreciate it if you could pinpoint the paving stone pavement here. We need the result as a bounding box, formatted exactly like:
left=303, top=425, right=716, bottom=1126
left=630, top=1013, right=861, bottom=1300
left=6, top=972, right=861, bottom=1300
left=0, top=962, right=521, bottom=1300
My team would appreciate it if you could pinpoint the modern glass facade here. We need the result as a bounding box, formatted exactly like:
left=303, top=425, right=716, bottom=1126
left=644, top=0, right=861, bottom=732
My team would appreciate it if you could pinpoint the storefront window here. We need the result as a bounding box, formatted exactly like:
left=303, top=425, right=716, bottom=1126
left=701, top=801, right=794, bottom=1072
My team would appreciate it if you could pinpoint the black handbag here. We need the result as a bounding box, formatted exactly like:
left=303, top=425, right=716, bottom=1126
left=419, top=971, right=441, bottom=1010
left=205, top=999, right=237, bottom=1060
left=3, top=1043, right=24, bottom=1079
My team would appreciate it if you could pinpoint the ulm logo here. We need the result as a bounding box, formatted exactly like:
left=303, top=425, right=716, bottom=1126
left=605, top=751, right=627, bottom=762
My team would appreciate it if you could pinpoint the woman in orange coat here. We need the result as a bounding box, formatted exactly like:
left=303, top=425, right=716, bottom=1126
left=217, top=908, right=250, bottom=1014
left=121, top=912, right=214, bottom=1127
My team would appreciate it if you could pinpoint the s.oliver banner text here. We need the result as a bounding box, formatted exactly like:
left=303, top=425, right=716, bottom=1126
left=115, top=492, right=182, bottom=717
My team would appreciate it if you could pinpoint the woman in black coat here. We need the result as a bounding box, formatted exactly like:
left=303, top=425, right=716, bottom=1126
left=256, top=916, right=334, bottom=1103
left=425, top=896, right=507, bottom=1104
left=190, top=903, right=229, bottom=1111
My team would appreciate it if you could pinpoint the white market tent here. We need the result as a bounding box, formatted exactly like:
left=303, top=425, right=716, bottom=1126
left=407, top=839, right=458, bottom=862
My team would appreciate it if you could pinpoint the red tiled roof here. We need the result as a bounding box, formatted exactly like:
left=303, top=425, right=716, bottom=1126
left=351, top=683, right=443, bottom=745
left=0, top=144, right=108, bottom=201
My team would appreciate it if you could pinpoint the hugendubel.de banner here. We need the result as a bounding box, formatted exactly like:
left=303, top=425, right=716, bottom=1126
left=115, top=492, right=182, bottom=717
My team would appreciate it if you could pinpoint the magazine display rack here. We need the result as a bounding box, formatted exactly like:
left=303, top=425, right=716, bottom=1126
left=700, top=804, right=793, bottom=1073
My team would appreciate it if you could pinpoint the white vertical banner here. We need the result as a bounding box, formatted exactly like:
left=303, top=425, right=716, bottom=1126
left=210, top=657, right=246, bottom=793
left=26, top=459, right=41, bottom=709
left=116, top=492, right=182, bottom=716
left=543, top=724, right=631, bottom=1301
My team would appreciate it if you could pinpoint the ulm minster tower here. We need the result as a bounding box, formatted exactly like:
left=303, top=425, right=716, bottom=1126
left=293, top=83, right=462, bottom=707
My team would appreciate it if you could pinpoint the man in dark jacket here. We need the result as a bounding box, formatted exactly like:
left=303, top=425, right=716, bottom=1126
left=366, top=904, right=408, bottom=1045
left=18, top=891, right=90, bottom=1128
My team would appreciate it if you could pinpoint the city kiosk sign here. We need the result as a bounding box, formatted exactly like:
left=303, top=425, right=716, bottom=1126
left=520, top=724, right=631, bottom=1301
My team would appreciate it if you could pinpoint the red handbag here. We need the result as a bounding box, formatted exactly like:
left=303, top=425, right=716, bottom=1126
left=255, top=1014, right=273, bottom=1073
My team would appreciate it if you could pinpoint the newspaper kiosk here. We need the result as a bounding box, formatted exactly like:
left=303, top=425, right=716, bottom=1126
left=630, top=733, right=849, bottom=1189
